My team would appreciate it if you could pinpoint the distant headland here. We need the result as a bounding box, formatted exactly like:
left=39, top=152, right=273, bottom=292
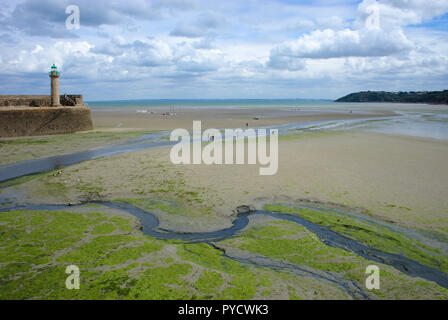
left=335, top=90, right=448, bottom=105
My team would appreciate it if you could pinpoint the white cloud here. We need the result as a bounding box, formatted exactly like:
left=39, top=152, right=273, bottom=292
left=383, top=0, right=448, bottom=21
left=119, top=40, right=173, bottom=67
left=355, top=0, right=448, bottom=29
left=267, top=0, right=428, bottom=70
left=269, top=27, right=413, bottom=61
left=172, top=41, right=225, bottom=72
left=31, top=45, right=43, bottom=54
left=267, top=55, right=305, bottom=71
left=170, top=12, right=226, bottom=38
left=170, top=24, right=204, bottom=38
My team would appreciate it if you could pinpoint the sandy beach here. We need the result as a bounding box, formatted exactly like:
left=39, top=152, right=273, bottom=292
left=91, top=107, right=397, bottom=131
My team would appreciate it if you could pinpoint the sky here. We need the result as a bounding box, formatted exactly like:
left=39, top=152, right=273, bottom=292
left=0, top=0, right=447, bottom=100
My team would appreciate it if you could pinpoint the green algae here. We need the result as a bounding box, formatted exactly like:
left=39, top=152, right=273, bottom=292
left=177, top=242, right=245, bottom=273
left=109, top=216, right=132, bottom=233
left=176, top=243, right=259, bottom=299
left=220, top=218, right=448, bottom=299
left=1, top=208, right=271, bottom=300
left=288, top=286, right=302, bottom=300
left=128, top=263, right=192, bottom=299
left=0, top=209, right=166, bottom=299
left=1, top=201, right=447, bottom=300
left=92, top=222, right=116, bottom=235
left=222, top=221, right=364, bottom=274
left=219, top=271, right=258, bottom=299
left=264, top=203, right=448, bottom=275
left=56, top=235, right=161, bottom=268
left=195, top=271, right=224, bottom=294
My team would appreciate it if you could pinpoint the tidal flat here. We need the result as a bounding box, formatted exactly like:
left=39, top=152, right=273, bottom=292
left=1, top=124, right=448, bottom=299
left=0, top=130, right=159, bottom=167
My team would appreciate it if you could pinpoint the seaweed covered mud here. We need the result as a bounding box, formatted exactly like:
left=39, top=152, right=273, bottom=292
left=1, top=126, right=448, bottom=300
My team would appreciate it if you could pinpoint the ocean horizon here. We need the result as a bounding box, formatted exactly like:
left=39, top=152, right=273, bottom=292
left=87, top=98, right=335, bottom=110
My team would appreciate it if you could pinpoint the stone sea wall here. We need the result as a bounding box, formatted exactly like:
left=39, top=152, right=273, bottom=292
left=0, top=95, right=51, bottom=107
left=0, top=106, right=93, bottom=138
left=0, top=95, right=84, bottom=107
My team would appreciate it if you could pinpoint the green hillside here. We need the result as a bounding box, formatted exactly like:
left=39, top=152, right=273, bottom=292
left=335, top=90, right=448, bottom=104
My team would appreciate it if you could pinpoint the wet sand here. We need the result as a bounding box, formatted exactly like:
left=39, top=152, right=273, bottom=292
left=91, top=107, right=396, bottom=131
left=0, top=107, right=396, bottom=167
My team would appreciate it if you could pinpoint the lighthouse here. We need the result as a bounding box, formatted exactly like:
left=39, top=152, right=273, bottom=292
left=49, top=64, right=61, bottom=106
